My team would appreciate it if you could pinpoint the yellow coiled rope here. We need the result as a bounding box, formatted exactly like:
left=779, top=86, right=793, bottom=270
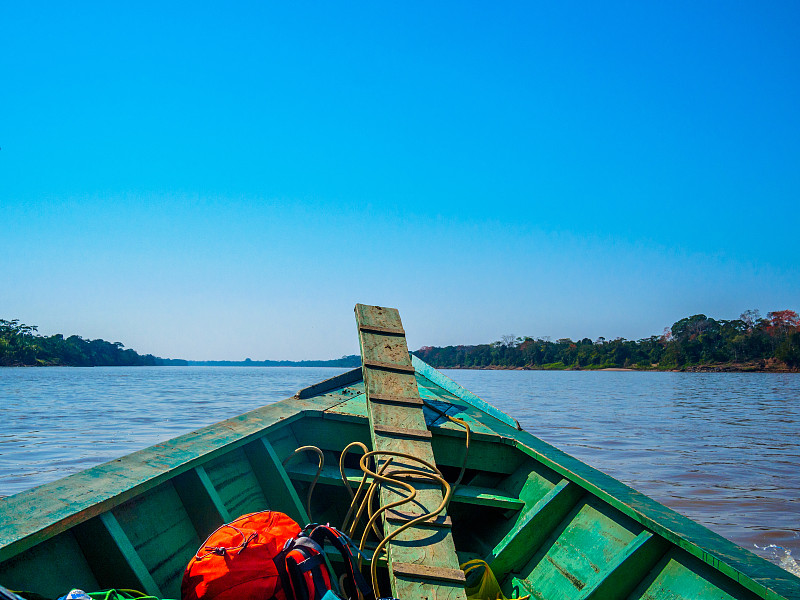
left=284, top=403, right=471, bottom=599
left=335, top=403, right=471, bottom=599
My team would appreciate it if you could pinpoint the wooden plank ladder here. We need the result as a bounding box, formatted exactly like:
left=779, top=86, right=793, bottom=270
left=355, top=304, right=467, bottom=600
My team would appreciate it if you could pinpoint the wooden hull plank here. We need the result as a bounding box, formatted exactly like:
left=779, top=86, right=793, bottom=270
left=0, top=530, right=100, bottom=598
left=246, top=437, right=310, bottom=524
left=576, top=530, right=669, bottom=600
left=356, top=304, right=467, bottom=600
left=98, top=512, right=162, bottom=597
left=173, top=467, right=230, bottom=538
left=489, top=479, right=584, bottom=576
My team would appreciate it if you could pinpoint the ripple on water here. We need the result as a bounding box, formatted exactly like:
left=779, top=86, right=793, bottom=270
left=442, top=369, right=800, bottom=575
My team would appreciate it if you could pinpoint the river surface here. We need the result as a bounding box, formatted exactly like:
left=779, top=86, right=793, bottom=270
left=0, top=366, right=798, bottom=576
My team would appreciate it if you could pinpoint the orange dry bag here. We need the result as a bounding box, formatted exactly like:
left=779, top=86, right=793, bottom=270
left=181, top=511, right=301, bottom=600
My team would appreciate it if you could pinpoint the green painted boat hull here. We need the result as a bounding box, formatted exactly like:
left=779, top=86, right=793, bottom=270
left=1, top=346, right=798, bottom=599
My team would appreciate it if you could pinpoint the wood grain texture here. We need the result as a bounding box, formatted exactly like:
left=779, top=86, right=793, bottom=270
left=243, top=437, right=309, bottom=525
left=0, top=530, right=99, bottom=598
left=489, top=479, right=584, bottom=576
left=392, top=562, right=466, bottom=584
left=355, top=304, right=467, bottom=600
left=204, top=447, right=268, bottom=518
left=173, top=467, right=229, bottom=539
left=97, top=511, right=163, bottom=597
left=111, top=482, right=199, bottom=598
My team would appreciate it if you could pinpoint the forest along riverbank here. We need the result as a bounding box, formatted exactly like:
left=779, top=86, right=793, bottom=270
left=5, top=309, right=800, bottom=370
left=1, top=366, right=798, bottom=575
left=413, top=310, right=800, bottom=371
left=436, top=360, right=798, bottom=372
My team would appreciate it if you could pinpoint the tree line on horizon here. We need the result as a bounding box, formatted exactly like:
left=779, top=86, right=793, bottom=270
left=412, top=309, right=800, bottom=370
left=0, top=318, right=358, bottom=368
left=5, top=309, right=799, bottom=370
left=0, top=319, right=162, bottom=367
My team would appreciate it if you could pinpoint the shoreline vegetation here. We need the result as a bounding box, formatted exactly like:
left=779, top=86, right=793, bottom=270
left=2, top=309, right=798, bottom=372
left=434, top=361, right=796, bottom=373
left=0, top=319, right=361, bottom=368
left=412, top=310, right=800, bottom=373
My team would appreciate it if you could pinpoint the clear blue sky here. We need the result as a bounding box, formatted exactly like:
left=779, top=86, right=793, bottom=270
left=2, top=2, right=798, bottom=360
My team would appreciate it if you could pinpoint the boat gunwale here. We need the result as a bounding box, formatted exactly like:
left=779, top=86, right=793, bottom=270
left=0, top=395, right=338, bottom=563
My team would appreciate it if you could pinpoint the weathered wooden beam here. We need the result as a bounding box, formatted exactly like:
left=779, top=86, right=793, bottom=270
left=372, top=424, right=433, bottom=439
left=369, top=393, right=425, bottom=407
left=385, top=510, right=452, bottom=527
left=362, top=358, right=416, bottom=374
left=392, top=562, right=467, bottom=584
left=358, top=324, right=406, bottom=336
left=355, top=304, right=466, bottom=600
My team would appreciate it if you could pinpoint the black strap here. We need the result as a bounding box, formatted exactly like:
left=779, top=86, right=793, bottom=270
left=309, top=526, right=373, bottom=599
left=275, top=543, right=298, bottom=600
left=285, top=537, right=330, bottom=600
left=296, top=553, right=326, bottom=571
left=309, top=564, right=330, bottom=599
left=285, top=553, right=309, bottom=600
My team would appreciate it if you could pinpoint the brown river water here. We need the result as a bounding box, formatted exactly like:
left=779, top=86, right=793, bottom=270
left=444, top=369, right=800, bottom=577
left=0, top=367, right=798, bottom=575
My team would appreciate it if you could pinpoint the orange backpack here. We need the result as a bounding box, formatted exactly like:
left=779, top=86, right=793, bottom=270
left=182, top=511, right=301, bottom=600
left=181, top=511, right=372, bottom=600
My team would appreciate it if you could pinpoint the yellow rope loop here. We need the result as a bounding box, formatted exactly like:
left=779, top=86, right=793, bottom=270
left=365, top=473, right=385, bottom=542
left=340, top=442, right=371, bottom=532
left=349, top=458, right=394, bottom=540
left=339, top=441, right=369, bottom=501
left=355, top=457, right=419, bottom=561
left=295, top=409, right=471, bottom=599
left=354, top=450, right=453, bottom=598
left=281, top=445, right=324, bottom=522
